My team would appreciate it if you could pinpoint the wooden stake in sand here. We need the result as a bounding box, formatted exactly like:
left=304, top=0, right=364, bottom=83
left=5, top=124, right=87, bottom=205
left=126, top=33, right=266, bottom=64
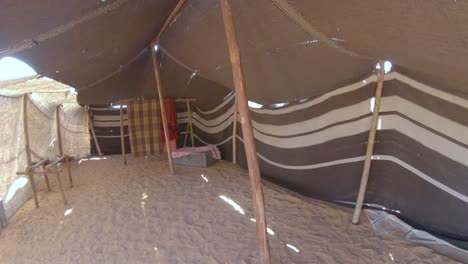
left=86, top=106, right=103, bottom=157
left=232, top=95, right=238, bottom=164
left=119, top=104, right=127, bottom=165
left=150, top=42, right=175, bottom=174
left=352, top=60, right=385, bottom=224
left=220, top=0, right=271, bottom=263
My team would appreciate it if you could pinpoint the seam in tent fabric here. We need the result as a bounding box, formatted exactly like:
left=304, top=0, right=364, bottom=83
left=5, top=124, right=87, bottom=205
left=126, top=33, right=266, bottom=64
left=271, top=0, right=375, bottom=60
left=0, top=0, right=130, bottom=56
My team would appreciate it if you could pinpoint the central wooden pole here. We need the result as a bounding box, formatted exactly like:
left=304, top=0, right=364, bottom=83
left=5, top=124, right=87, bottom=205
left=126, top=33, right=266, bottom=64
left=220, top=0, right=271, bottom=263
left=150, top=41, right=175, bottom=174
left=352, top=60, right=385, bottom=224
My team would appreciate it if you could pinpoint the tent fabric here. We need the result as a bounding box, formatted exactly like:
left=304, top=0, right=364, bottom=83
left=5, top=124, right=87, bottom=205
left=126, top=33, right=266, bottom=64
left=1, top=0, right=468, bottom=103
left=3, top=0, right=179, bottom=98
left=0, top=78, right=90, bottom=220
left=176, top=71, right=468, bottom=250
left=88, top=105, right=131, bottom=155
left=366, top=210, right=468, bottom=263
left=127, top=99, right=162, bottom=157
left=1, top=0, right=468, bottom=256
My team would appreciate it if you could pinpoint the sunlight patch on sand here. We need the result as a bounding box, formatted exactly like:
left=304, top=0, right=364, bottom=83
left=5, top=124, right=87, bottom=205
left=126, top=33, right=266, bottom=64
left=219, top=195, right=245, bottom=215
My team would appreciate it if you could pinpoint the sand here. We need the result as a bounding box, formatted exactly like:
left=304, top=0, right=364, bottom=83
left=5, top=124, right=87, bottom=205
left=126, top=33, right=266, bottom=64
left=0, top=155, right=460, bottom=264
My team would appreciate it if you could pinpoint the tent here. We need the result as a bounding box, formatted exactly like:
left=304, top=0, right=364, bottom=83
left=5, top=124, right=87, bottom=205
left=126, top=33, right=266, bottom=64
left=1, top=0, right=467, bottom=262
left=0, top=77, right=89, bottom=221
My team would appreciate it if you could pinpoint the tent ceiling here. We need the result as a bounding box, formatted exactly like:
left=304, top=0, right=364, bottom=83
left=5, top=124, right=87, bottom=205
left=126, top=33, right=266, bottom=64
left=1, top=0, right=468, bottom=105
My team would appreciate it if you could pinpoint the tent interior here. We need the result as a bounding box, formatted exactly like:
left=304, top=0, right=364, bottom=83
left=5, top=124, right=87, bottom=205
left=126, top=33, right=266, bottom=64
left=0, top=0, right=468, bottom=263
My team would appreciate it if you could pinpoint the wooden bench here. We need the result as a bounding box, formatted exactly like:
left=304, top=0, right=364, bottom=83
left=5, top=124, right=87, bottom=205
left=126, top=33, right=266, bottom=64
left=16, top=155, right=74, bottom=208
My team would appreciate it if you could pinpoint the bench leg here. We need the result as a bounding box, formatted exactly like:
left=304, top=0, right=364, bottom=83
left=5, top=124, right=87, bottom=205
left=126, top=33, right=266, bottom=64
left=27, top=172, right=39, bottom=208
left=66, top=157, right=73, bottom=188
left=54, top=172, right=68, bottom=205
left=41, top=165, right=51, bottom=191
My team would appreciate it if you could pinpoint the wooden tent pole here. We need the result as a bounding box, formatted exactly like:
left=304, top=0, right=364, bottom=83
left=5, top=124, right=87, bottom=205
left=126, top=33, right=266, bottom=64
left=352, top=60, right=385, bottom=224
left=23, top=94, right=38, bottom=208
left=232, top=95, right=238, bottom=164
left=56, top=105, right=73, bottom=188
left=220, top=1, right=271, bottom=263
left=23, top=95, right=32, bottom=165
left=186, top=98, right=195, bottom=147
left=86, top=106, right=103, bottom=157
left=56, top=105, right=64, bottom=156
left=150, top=41, right=175, bottom=174
left=119, top=104, right=127, bottom=165
left=154, top=0, right=187, bottom=43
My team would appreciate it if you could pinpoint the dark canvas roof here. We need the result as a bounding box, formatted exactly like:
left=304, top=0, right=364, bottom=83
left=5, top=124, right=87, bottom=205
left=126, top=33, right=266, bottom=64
left=1, top=0, right=468, bottom=105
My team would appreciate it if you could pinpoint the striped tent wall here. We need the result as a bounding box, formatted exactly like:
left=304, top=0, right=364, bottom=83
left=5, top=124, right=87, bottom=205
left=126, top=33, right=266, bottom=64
left=177, top=71, right=468, bottom=249
left=89, top=105, right=131, bottom=155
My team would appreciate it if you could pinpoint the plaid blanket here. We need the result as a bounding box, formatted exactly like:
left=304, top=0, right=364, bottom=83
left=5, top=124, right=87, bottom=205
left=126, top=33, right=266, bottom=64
left=127, top=99, right=161, bottom=157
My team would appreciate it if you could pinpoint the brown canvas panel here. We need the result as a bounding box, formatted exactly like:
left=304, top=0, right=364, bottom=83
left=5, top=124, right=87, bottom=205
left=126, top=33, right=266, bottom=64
left=160, top=0, right=375, bottom=105
left=10, top=1, right=176, bottom=92
left=0, top=0, right=110, bottom=50
left=288, top=0, right=468, bottom=97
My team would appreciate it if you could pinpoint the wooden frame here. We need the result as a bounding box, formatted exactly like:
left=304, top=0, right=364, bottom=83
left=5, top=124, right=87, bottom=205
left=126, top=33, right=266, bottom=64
left=180, top=98, right=195, bottom=148
left=352, top=60, right=385, bottom=224
left=17, top=156, right=73, bottom=208
left=86, top=106, right=103, bottom=157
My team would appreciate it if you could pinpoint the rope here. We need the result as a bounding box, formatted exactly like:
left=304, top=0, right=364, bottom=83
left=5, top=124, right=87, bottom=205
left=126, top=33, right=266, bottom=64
left=0, top=0, right=130, bottom=56
left=271, top=0, right=375, bottom=60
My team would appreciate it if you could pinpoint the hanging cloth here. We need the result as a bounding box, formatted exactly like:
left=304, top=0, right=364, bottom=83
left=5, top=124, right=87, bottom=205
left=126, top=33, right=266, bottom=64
left=127, top=99, right=161, bottom=157
left=161, top=98, right=179, bottom=144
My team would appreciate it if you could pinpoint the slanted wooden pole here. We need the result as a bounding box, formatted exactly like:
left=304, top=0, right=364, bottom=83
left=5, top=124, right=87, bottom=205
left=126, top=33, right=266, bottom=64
left=150, top=41, right=175, bottom=174
left=23, top=95, right=32, bottom=165
left=352, top=60, right=385, bottom=224
left=56, top=105, right=64, bottom=156
left=65, top=156, right=73, bottom=187
left=220, top=1, right=271, bottom=263
left=86, top=106, right=103, bottom=157
left=154, top=0, right=187, bottom=43
left=119, top=104, right=127, bottom=165
left=232, top=95, right=238, bottom=164
left=23, top=95, right=39, bottom=208
left=186, top=99, right=195, bottom=147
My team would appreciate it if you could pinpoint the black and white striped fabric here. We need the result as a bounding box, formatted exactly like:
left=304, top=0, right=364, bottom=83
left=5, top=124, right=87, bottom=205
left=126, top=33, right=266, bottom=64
left=89, top=105, right=130, bottom=155
left=183, top=71, right=468, bottom=249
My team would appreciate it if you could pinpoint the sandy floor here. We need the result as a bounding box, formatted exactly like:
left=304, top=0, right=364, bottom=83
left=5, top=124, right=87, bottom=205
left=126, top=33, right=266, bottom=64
left=0, top=155, right=460, bottom=264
